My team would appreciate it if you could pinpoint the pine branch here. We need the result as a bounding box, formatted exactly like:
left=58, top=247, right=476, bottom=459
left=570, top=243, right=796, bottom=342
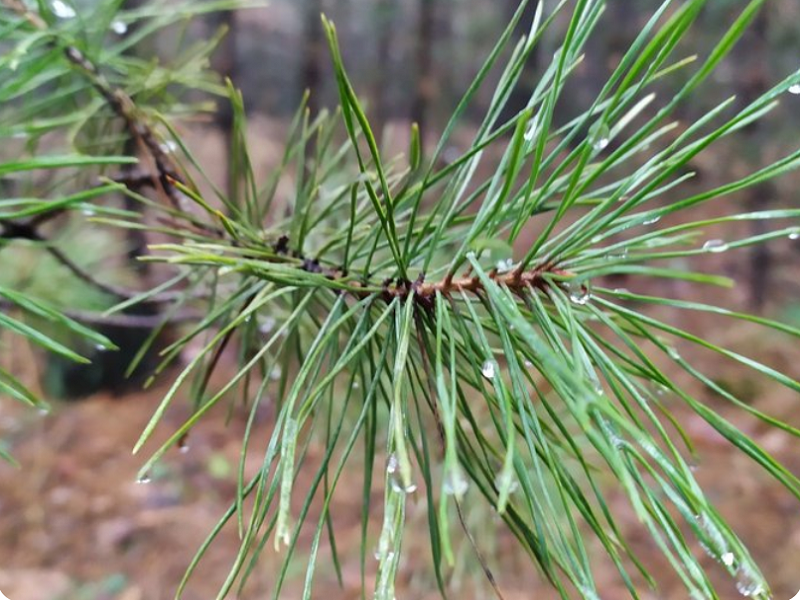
left=2, top=2, right=799, bottom=600
left=0, top=216, right=183, bottom=304
left=2, top=0, right=190, bottom=212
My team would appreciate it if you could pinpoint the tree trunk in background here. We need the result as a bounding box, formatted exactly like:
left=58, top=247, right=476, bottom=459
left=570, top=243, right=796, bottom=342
left=412, top=0, right=435, bottom=148
left=733, top=8, right=772, bottom=312
left=372, top=0, right=394, bottom=145
left=209, top=9, right=238, bottom=199
left=499, top=0, right=540, bottom=125
left=120, top=0, right=149, bottom=273
left=301, top=0, right=325, bottom=118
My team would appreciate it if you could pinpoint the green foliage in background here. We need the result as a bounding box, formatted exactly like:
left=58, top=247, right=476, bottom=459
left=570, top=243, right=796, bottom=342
left=2, top=1, right=800, bottom=599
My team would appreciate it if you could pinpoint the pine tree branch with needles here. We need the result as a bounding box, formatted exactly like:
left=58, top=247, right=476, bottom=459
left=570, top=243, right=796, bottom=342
left=2, top=1, right=800, bottom=599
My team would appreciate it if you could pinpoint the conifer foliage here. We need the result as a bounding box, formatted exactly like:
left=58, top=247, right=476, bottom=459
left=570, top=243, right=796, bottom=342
left=1, top=1, right=799, bottom=598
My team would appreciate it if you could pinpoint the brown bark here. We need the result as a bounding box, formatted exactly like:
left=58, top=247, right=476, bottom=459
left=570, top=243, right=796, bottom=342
left=733, top=7, right=772, bottom=312
left=371, top=0, right=394, bottom=144
left=301, top=0, right=325, bottom=118
left=499, top=0, right=541, bottom=124
left=411, top=0, right=435, bottom=147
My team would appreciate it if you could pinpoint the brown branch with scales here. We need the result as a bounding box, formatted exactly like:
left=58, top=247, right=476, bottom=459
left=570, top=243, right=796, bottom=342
left=265, top=235, right=570, bottom=307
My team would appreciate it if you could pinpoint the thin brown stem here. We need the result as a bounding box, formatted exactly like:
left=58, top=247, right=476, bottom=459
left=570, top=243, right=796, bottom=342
left=43, top=245, right=181, bottom=303
left=3, top=0, right=190, bottom=213
left=0, top=300, right=199, bottom=327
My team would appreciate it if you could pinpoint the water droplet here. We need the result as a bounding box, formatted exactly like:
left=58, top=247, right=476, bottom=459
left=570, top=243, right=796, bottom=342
left=695, top=513, right=739, bottom=572
left=523, top=115, right=539, bottom=141
left=788, top=84, right=800, bottom=95
left=591, top=235, right=603, bottom=244
left=386, top=453, right=398, bottom=474
left=386, top=453, right=415, bottom=494
left=111, top=20, right=128, bottom=34
left=600, top=418, right=624, bottom=449
left=578, top=587, right=603, bottom=600
left=703, top=239, right=728, bottom=253
left=590, top=123, right=611, bottom=151
left=258, top=316, right=276, bottom=334
left=38, top=407, right=50, bottom=416
left=495, top=473, right=519, bottom=495
left=81, top=207, right=96, bottom=217
left=391, top=480, right=417, bottom=494
left=159, top=140, right=178, bottom=154
left=51, top=0, right=76, bottom=19
left=643, top=215, right=661, bottom=225
left=277, top=527, right=290, bottom=548
left=270, top=366, right=282, bottom=381
left=495, top=258, right=514, bottom=273
left=667, top=346, right=681, bottom=360
left=613, top=288, right=629, bottom=294
left=136, top=473, right=151, bottom=484
left=443, top=470, right=469, bottom=497
left=376, top=516, right=396, bottom=560
left=722, top=552, right=735, bottom=567
left=523, top=359, right=533, bottom=368
left=735, top=565, right=767, bottom=597
left=374, top=545, right=396, bottom=565
left=481, top=360, right=496, bottom=380
left=789, top=230, right=800, bottom=240
left=567, top=280, right=591, bottom=305
left=442, top=146, right=460, bottom=165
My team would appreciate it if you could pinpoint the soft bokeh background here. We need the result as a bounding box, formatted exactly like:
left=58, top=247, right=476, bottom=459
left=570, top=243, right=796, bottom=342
left=1, top=1, right=800, bottom=599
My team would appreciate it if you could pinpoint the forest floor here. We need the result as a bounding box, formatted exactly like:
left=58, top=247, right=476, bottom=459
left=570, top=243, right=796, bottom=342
left=2, top=121, right=800, bottom=600
left=2, top=270, right=800, bottom=600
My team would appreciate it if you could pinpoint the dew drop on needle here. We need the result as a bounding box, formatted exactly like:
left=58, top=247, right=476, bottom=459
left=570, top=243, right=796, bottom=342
left=481, top=360, right=496, bottom=379
left=703, top=239, right=728, bottom=253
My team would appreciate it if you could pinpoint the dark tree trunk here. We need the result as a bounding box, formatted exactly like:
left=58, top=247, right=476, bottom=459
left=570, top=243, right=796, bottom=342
left=412, top=0, right=435, bottom=147
left=499, top=0, right=541, bottom=125
left=733, top=8, right=772, bottom=312
left=301, top=0, right=325, bottom=118
left=372, top=0, right=395, bottom=145
left=119, top=0, right=150, bottom=273
left=209, top=9, right=238, bottom=199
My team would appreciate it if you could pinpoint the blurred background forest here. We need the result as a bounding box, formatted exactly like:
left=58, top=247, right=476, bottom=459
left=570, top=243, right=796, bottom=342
left=1, top=1, right=800, bottom=599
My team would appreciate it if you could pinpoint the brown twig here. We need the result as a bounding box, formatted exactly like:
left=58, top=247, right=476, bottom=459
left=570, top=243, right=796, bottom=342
left=263, top=234, right=567, bottom=306
left=0, top=299, right=199, bottom=328
left=43, top=244, right=181, bottom=302
left=3, top=0, right=190, bottom=213
left=0, top=215, right=188, bottom=303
